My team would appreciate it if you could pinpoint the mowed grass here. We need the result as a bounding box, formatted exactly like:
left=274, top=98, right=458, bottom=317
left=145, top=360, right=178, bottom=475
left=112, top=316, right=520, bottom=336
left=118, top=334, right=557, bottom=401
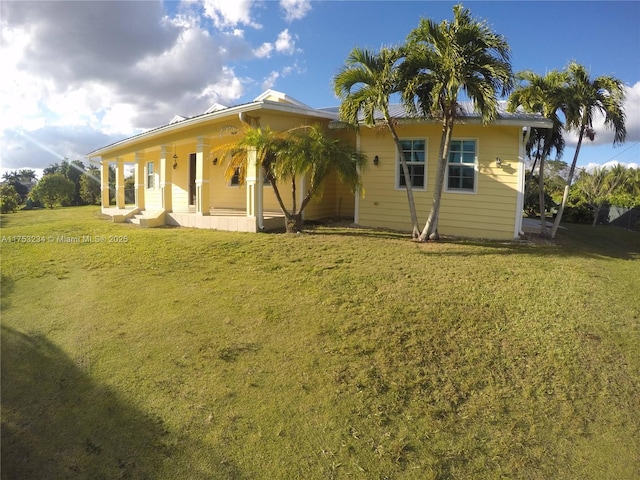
left=1, top=206, right=639, bottom=480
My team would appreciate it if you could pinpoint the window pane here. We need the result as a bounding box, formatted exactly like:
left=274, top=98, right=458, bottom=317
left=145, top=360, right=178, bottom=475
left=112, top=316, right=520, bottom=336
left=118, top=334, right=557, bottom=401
left=413, top=151, right=425, bottom=162
left=400, top=140, right=412, bottom=150
left=413, top=140, right=425, bottom=151
left=462, top=177, right=474, bottom=190
left=462, top=140, right=475, bottom=152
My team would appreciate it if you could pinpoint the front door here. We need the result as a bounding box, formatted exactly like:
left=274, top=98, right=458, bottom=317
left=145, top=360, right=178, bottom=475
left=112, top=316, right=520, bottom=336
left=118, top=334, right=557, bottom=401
left=189, top=153, right=196, bottom=206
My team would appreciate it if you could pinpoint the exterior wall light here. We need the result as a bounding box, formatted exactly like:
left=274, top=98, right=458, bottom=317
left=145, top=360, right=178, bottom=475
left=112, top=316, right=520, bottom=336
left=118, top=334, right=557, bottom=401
left=496, top=157, right=502, bottom=167
left=373, top=155, right=379, bottom=166
left=212, top=157, right=218, bottom=165
left=173, top=153, right=178, bottom=169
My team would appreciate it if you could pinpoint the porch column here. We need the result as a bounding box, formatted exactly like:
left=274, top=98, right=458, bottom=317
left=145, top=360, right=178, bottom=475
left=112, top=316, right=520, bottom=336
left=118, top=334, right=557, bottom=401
left=115, top=158, right=125, bottom=209
left=160, top=146, right=173, bottom=211
left=134, top=152, right=145, bottom=210
left=100, top=159, right=110, bottom=208
left=245, top=147, right=264, bottom=228
left=196, top=137, right=210, bottom=215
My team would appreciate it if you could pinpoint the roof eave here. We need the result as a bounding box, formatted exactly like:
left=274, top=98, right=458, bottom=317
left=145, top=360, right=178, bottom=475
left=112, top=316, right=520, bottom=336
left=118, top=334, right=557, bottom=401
left=87, top=101, right=338, bottom=158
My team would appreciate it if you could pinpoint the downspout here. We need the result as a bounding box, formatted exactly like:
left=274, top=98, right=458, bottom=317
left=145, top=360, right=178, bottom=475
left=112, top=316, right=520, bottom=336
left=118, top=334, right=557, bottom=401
left=515, top=126, right=531, bottom=238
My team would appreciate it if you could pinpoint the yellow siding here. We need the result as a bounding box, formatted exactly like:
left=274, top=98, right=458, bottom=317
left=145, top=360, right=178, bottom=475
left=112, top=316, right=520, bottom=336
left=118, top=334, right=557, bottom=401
left=357, top=124, right=522, bottom=239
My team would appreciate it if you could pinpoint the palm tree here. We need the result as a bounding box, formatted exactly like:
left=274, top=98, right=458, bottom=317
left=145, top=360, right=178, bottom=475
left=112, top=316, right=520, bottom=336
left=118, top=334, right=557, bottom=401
left=550, top=62, right=626, bottom=238
left=508, top=70, right=565, bottom=235
left=402, top=4, right=513, bottom=241
left=574, top=165, right=628, bottom=226
left=213, top=125, right=366, bottom=233
left=333, top=46, right=421, bottom=238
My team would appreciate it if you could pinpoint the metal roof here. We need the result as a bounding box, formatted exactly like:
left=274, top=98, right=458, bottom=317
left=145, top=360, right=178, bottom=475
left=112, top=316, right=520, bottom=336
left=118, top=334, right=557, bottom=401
left=329, top=101, right=552, bottom=128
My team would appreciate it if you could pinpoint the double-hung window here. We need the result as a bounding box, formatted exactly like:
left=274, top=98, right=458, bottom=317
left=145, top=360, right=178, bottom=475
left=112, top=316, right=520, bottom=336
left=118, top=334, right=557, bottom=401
left=446, top=140, right=477, bottom=192
left=146, top=162, right=154, bottom=189
left=397, top=139, right=426, bottom=189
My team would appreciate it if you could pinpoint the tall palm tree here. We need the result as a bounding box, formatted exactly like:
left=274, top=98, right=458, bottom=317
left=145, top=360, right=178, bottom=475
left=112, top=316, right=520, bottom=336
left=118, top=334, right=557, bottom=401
left=402, top=4, right=514, bottom=241
left=213, top=125, right=366, bottom=233
left=508, top=70, right=565, bottom=235
left=333, top=46, right=421, bottom=238
left=550, top=62, right=626, bottom=238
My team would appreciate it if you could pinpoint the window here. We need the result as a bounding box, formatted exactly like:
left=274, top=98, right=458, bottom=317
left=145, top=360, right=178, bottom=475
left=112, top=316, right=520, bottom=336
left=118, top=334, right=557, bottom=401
left=397, top=139, right=426, bottom=189
left=146, top=162, right=154, bottom=189
left=230, top=167, right=241, bottom=186
left=446, top=140, right=476, bottom=192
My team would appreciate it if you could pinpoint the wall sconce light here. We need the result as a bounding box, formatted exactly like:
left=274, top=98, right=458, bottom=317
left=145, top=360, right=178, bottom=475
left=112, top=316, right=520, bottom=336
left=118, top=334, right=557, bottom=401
left=212, top=157, right=218, bottom=166
left=172, top=153, right=178, bottom=169
left=496, top=157, right=502, bottom=167
left=373, top=155, right=379, bottom=166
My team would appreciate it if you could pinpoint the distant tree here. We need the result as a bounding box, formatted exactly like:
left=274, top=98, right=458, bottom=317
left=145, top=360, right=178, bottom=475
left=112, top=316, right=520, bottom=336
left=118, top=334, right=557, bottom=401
left=31, top=174, right=75, bottom=209
left=573, top=165, right=629, bottom=226
left=0, top=184, right=21, bottom=213
left=42, top=159, right=87, bottom=205
left=1, top=169, right=38, bottom=202
left=43, top=163, right=62, bottom=176
left=550, top=62, right=627, bottom=238
left=80, top=166, right=102, bottom=205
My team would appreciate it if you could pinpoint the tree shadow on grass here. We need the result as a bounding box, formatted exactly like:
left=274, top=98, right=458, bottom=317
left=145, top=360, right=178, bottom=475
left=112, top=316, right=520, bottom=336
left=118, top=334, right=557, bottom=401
left=1, top=325, right=245, bottom=480
left=304, top=222, right=640, bottom=261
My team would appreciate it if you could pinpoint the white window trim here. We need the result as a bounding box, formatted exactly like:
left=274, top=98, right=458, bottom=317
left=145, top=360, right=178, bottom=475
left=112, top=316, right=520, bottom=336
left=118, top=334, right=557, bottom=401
left=395, top=138, right=427, bottom=191
left=445, top=138, right=478, bottom=194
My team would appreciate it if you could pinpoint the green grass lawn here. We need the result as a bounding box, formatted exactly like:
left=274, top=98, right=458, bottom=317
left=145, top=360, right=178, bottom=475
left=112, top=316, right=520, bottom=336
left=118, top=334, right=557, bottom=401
left=2, top=206, right=639, bottom=479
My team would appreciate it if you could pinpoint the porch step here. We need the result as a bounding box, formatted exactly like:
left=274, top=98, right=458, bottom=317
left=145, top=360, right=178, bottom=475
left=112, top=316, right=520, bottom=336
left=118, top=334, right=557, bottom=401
left=124, top=210, right=165, bottom=228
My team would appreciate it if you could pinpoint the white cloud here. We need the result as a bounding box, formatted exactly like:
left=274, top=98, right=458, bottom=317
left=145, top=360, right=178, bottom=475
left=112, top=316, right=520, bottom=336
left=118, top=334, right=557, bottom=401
left=1, top=1, right=264, bottom=169
left=275, top=29, right=296, bottom=55
left=582, top=160, right=639, bottom=172
left=254, top=42, right=274, bottom=58
left=262, top=71, right=280, bottom=90
left=280, top=0, right=312, bottom=22
left=201, top=0, right=261, bottom=29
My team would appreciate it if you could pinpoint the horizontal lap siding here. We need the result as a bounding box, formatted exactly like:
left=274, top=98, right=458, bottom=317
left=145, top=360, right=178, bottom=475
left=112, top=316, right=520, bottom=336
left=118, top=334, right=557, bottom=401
left=357, top=124, right=522, bottom=239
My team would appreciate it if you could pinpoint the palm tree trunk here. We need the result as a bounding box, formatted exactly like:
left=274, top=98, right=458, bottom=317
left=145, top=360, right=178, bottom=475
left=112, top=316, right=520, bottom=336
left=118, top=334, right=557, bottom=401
left=538, top=155, right=547, bottom=236
left=551, top=122, right=586, bottom=238
left=267, top=175, right=296, bottom=232
left=419, top=115, right=454, bottom=242
left=387, top=119, right=420, bottom=238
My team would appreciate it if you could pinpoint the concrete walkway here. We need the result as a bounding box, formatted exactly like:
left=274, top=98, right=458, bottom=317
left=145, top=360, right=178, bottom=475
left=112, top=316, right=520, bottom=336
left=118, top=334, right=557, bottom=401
left=522, top=218, right=565, bottom=234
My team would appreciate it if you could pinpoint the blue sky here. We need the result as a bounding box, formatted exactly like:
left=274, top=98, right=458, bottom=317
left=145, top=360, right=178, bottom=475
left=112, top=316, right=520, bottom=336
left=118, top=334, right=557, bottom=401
left=2, top=0, right=639, bottom=178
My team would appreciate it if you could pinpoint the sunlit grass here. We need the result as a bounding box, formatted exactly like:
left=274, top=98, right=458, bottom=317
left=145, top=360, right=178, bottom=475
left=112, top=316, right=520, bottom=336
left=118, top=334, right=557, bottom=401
left=2, top=206, right=639, bottom=479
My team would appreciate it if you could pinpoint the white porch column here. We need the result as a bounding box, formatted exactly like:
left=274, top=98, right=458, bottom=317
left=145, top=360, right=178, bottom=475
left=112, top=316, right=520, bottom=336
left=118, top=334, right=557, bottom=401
left=196, top=137, right=210, bottom=215
left=115, top=158, right=125, bottom=209
left=100, top=159, right=110, bottom=209
left=160, top=146, right=173, bottom=211
left=134, top=152, right=145, bottom=210
left=245, top=147, right=264, bottom=229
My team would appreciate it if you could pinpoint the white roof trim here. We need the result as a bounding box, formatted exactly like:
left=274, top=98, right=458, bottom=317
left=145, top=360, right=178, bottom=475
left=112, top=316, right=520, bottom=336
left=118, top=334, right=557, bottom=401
left=169, top=115, right=186, bottom=124
left=86, top=100, right=338, bottom=158
left=253, top=89, right=312, bottom=109
left=204, top=103, right=228, bottom=114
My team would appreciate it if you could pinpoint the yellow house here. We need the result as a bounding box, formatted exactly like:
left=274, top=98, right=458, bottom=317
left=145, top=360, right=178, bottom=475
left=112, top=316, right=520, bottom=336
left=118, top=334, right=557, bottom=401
left=87, top=90, right=551, bottom=239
